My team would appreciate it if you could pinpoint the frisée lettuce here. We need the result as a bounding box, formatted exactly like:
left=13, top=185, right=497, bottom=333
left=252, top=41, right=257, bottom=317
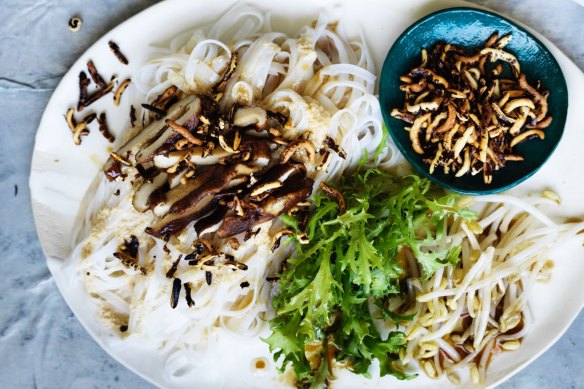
left=264, top=168, right=474, bottom=387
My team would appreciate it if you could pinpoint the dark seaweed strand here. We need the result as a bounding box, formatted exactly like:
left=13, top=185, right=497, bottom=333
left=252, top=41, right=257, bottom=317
left=205, top=271, right=212, bottom=285
left=82, top=82, right=115, bottom=108
left=77, top=71, right=90, bottom=111
left=87, top=60, right=107, bottom=88
left=126, top=235, right=139, bottom=258
left=170, top=278, right=181, bottom=309
left=82, top=112, right=97, bottom=124
left=195, top=242, right=205, bottom=255
left=130, top=105, right=137, bottom=127
left=98, top=112, right=115, bottom=143
left=141, top=103, right=167, bottom=117
left=108, top=40, right=129, bottom=65
left=162, top=243, right=171, bottom=254
left=184, top=282, right=195, bottom=308
left=166, top=255, right=183, bottom=279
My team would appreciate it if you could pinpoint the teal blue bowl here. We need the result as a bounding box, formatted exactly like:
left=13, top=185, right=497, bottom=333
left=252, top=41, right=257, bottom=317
left=379, top=7, right=568, bottom=195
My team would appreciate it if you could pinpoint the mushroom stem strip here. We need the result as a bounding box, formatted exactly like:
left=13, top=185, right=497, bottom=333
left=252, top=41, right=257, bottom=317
left=166, top=119, right=204, bottom=145
left=114, top=79, right=131, bottom=107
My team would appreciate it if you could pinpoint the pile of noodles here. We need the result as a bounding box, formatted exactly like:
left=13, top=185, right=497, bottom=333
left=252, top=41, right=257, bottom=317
left=65, top=5, right=398, bottom=379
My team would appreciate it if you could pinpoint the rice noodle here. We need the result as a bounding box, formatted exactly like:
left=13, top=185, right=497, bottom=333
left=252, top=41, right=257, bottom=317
left=64, top=5, right=398, bottom=379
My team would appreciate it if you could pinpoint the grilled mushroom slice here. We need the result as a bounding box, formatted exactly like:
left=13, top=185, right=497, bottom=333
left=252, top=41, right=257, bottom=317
left=152, top=166, right=218, bottom=217
left=194, top=206, right=229, bottom=237
left=168, top=164, right=258, bottom=216
left=103, top=95, right=200, bottom=178
left=133, top=172, right=169, bottom=212
left=216, top=174, right=314, bottom=239
left=320, top=182, right=346, bottom=215
left=135, top=99, right=202, bottom=164
left=271, top=229, right=295, bottom=252
left=147, top=195, right=218, bottom=238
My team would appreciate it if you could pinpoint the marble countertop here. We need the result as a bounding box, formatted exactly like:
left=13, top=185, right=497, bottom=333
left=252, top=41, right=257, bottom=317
left=1, top=0, right=582, bottom=388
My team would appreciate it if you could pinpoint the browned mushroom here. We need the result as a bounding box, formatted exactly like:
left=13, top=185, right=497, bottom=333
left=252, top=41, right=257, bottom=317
left=216, top=174, right=314, bottom=239
left=133, top=172, right=169, bottom=212
left=114, top=79, right=131, bottom=107
left=518, top=74, right=548, bottom=122
left=103, top=95, right=200, bottom=174
left=323, top=136, right=347, bottom=159
left=393, top=34, right=552, bottom=184
left=320, top=182, right=346, bottom=214
left=271, top=229, right=295, bottom=252
left=280, top=139, right=316, bottom=164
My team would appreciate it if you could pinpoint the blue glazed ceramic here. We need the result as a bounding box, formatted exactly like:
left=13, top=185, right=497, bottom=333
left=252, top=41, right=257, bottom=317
left=379, top=7, right=568, bottom=195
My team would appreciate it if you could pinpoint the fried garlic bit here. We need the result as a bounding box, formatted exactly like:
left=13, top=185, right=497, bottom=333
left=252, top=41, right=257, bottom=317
left=392, top=32, right=552, bottom=184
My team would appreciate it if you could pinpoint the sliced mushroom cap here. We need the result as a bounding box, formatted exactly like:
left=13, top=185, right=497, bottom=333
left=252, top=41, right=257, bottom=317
left=409, top=67, right=449, bottom=88
left=152, top=166, right=218, bottom=217
left=103, top=95, right=199, bottom=175
left=194, top=206, right=228, bottom=237
left=215, top=173, right=314, bottom=239
left=147, top=195, right=217, bottom=238
left=480, top=48, right=521, bottom=77
left=409, top=112, right=432, bottom=154
left=240, top=139, right=273, bottom=168
left=133, top=172, right=169, bottom=212
left=262, top=175, right=314, bottom=217
left=250, top=181, right=283, bottom=198
left=136, top=98, right=202, bottom=164
left=518, top=74, right=548, bottom=122
left=169, top=163, right=258, bottom=216
left=255, top=164, right=304, bottom=191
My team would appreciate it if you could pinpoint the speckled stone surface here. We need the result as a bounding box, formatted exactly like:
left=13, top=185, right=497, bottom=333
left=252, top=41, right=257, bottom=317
left=0, top=1, right=582, bottom=388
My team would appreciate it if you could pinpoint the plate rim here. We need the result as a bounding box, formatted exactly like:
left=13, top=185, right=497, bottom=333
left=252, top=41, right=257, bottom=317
left=29, top=0, right=584, bottom=388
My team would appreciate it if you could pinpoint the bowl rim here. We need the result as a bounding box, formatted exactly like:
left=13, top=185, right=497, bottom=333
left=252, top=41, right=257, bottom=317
left=379, top=6, right=569, bottom=195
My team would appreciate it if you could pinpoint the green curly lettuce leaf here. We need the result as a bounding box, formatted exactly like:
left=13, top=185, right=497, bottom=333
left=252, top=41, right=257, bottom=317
left=264, top=168, right=474, bottom=387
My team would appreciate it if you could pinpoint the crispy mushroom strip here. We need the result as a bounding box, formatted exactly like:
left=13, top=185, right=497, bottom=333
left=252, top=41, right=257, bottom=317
left=392, top=33, right=553, bottom=184
left=271, top=229, right=295, bottom=252
left=280, top=139, right=316, bottom=164
left=323, top=136, right=347, bottom=159
left=166, top=119, right=204, bottom=145
left=71, top=112, right=97, bottom=145
left=114, top=79, right=131, bottom=107
left=320, top=182, right=346, bottom=215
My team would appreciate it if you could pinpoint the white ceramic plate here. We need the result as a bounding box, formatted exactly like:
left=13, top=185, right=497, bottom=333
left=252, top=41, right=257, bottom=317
left=30, top=0, right=584, bottom=387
